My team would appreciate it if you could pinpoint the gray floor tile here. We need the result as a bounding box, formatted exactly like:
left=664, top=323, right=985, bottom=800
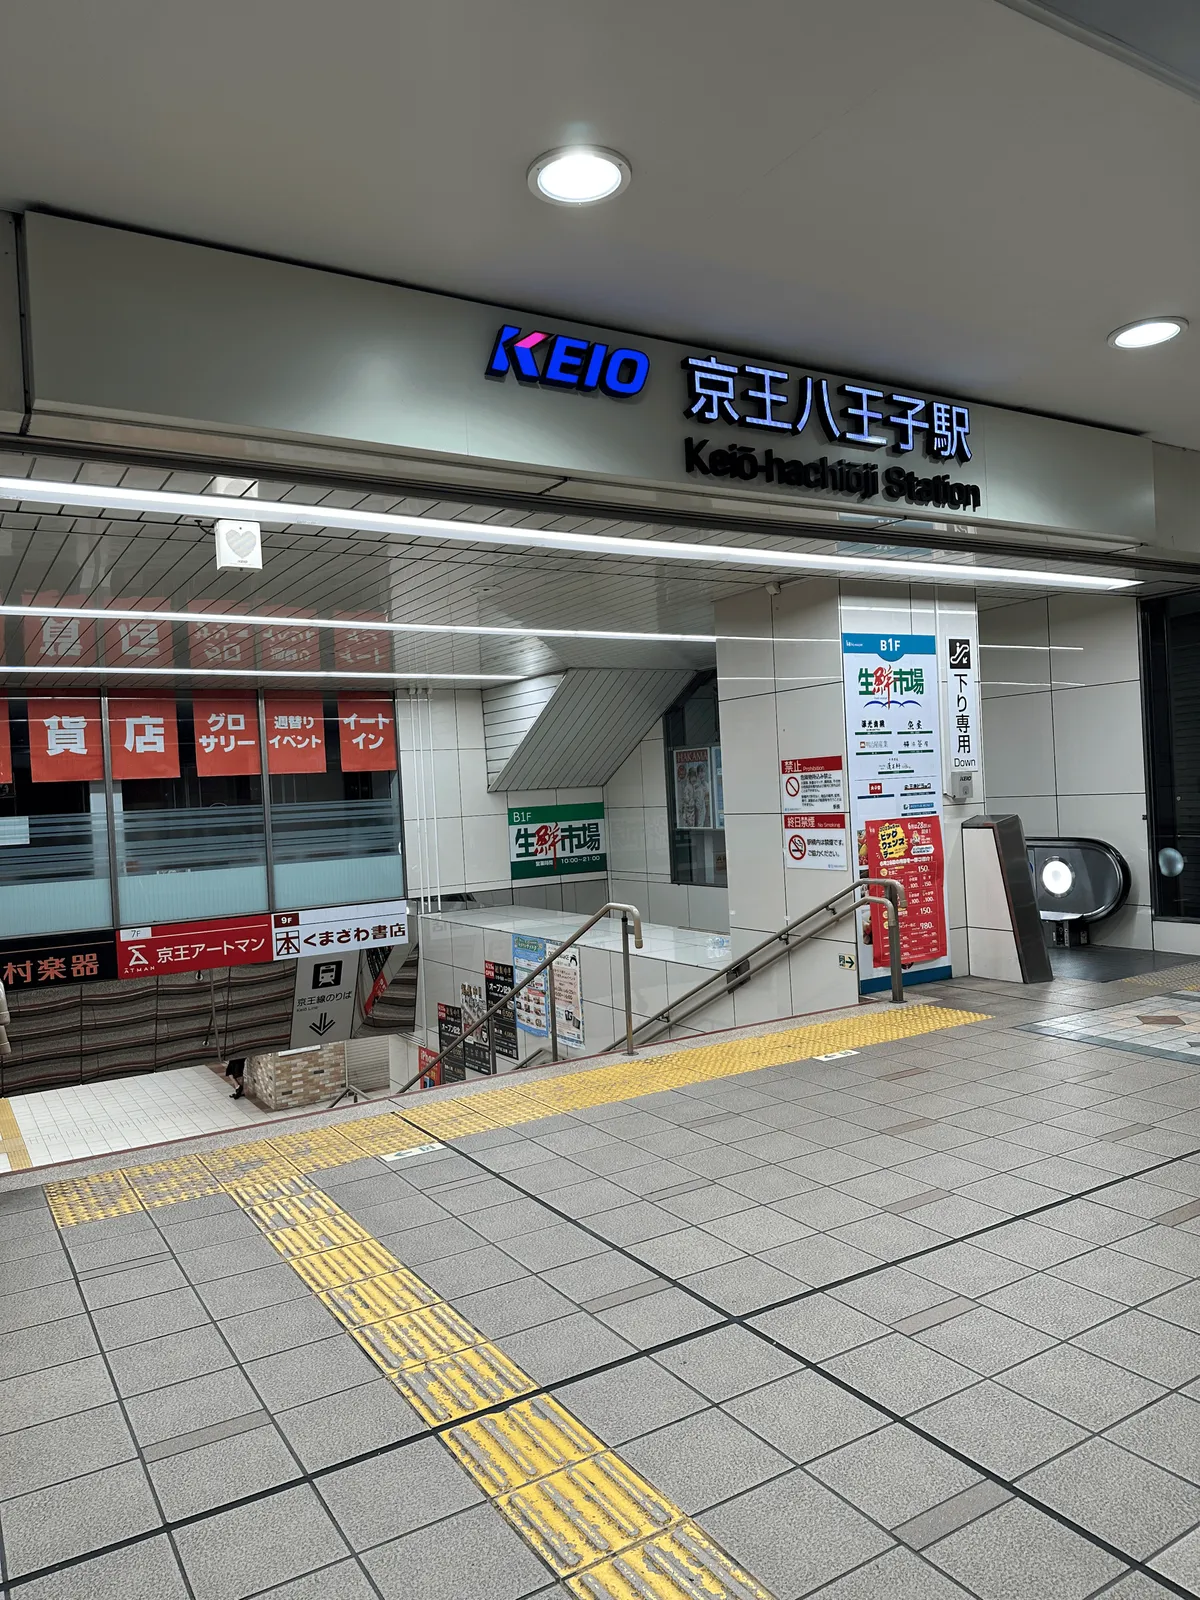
left=362, top=1501, right=551, bottom=1600
left=925, top=1499, right=1125, bottom=1599
left=174, top=1484, right=351, bottom=1600
left=220, top=1296, right=343, bottom=1361
left=592, top=1284, right=721, bottom=1345
left=12, top=1532, right=189, bottom=1599
left=455, top=1274, right=577, bottom=1337
left=999, top=1343, right=1167, bottom=1430
left=174, top=1235, right=284, bottom=1283
left=275, top=1377, right=423, bottom=1471
left=321, top=1435, right=482, bottom=1549
left=627, top=1225, right=743, bottom=1276
left=702, top=1204, right=812, bottom=1253
left=760, top=1233, right=882, bottom=1287
left=1141, top=1278, right=1200, bottom=1331
left=149, top=1419, right=299, bottom=1519
left=983, top=1218, right=1094, bottom=1269
left=824, top=1334, right=979, bottom=1416
left=680, top=1256, right=807, bottom=1315
left=540, top=1249, right=657, bottom=1304
left=500, top=1310, right=634, bottom=1385
left=653, top=1323, right=801, bottom=1401
left=91, top=1284, right=212, bottom=1349
left=982, top=1272, right=1123, bottom=1338
left=157, top=1210, right=263, bottom=1254
left=0, top=1353, right=115, bottom=1434
left=831, top=1266, right=957, bottom=1325
left=0, top=1277, right=86, bottom=1333
left=1106, top=1394, right=1200, bottom=1485
left=751, top=1295, right=889, bottom=1362
left=375, top=1217, right=482, bottom=1265
left=915, top=1380, right=1086, bottom=1477
left=0, top=1312, right=98, bottom=1382
left=498, top=1222, right=607, bottom=1272
left=621, top=1405, right=789, bottom=1513
left=244, top=1336, right=381, bottom=1411
left=0, top=1245, right=76, bottom=1293
left=193, top=1264, right=311, bottom=1320
left=0, top=1458, right=161, bottom=1577
left=246, top=1558, right=379, bottom=1598
left=725, top=1370, right=886, bottom=1463
left=418, top=1243, right=536, bottom=1298
left=466, top=1197, right=559, bottom=1242
left=912, top=1241, right=1030, bottom=1297
left=1022, top=1438, right=1200, bottom=1558
left=719, top=1165, right=816, bottom=1203
left=915, top=1306, right=1056, bottom=1376
left=805, top=1546, right=976, bottom=1598
left=584, top=1200, right=697, bottom=1245
left=107, top=1321, right=235, bottom=1397
left=66, top=1224, right=163, bottom=1271
left=830, top=1211, right=949, bottom=1262
left=1101, top=1576, right=1187, bottom=1599
left=125, top=1366, right=264, bottom=1448
left=0, top=1401, right=135, bottom=1496
left=1073, top=1308, right=1200, bottom=1386
left=1153, top=1523, right=1200, bottom=1591
left=702, top=1467, right=894, bottom=1598
left=809, top=1422, right=981, bottom=1527
left=1049, top=1247, right=1187, bottom=1307
left=557, top=1356, right=707, bottom=1444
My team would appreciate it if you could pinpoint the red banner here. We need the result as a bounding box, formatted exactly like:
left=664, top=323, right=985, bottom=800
left=0, top=699, right=10, bottom=785
left=23, top=595, right=97, bottom=666
left=117, top=914, right=274, bottom=979
left=261, top=621, right=321, bottom=670
left=193, top=696, right=261, bottom=776
left=109, top=698, right=181, bottom=780
left=334, top=616, right=392, bottom=672
left=188, top=617, right=254, bottom=668
left=27, top=698, right=104, bottom=783
left=265, top=697, right=327, bottom=773
left=865, top=816, right=947, bottom=969
left=102, top=602, right=173, bottom=668
left=337, top=697, right=397, bottom=772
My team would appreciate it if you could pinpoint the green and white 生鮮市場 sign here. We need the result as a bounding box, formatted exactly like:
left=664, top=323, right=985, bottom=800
left=508, top=802, right=607, bottom=880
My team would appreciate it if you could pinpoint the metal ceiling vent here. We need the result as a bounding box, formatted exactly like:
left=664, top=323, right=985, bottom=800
left=483, top=669, right=694, bottom=792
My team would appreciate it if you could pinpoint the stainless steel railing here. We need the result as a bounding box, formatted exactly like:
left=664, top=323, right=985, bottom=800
left=396, top=903, right=644, bottom=1094
left=608, top=877, right=907, bottom=1052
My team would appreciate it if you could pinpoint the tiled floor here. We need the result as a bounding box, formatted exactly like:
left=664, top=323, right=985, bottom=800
left=4, top=1065, right=306, bottom=1168
left=5, top=969, right=1200, bottom=1597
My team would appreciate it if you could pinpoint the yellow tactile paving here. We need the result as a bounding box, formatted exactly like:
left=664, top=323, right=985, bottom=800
left=349, top=1300, right=483, bottom=1370
left=267, top=1126, right=362, bottom=1169
left=124, top=1157, right=224, bottom=1208
left=446, top=1395, right=603, bottom=1493
left=501, top=1451, right=681, bottom=1578
left=391, top=1343, right=536, bottom=1425
left=0, top=1098, right=32, bottom=1172
left=570, top=1522, right=776, bottom=1600
left=44, top=1169, right=142, bottom=1226
left=319, top=1267, right=442, bottom=1328
left=290, top=1238, right=401, bottom=1291
left=267, top=1213, right=372, bottom=1258
left=243, top=1191, right=343, bottom=1231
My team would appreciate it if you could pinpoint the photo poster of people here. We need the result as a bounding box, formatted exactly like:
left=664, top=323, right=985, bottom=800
left=673, top=747, right=715, bottom=829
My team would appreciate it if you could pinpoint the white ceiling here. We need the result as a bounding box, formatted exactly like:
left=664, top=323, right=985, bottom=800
left=0, top=1, right=1197, bottom=450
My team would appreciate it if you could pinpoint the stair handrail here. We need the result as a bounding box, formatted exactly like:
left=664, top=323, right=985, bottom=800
left=396, top=902, right=644, bottom=1094
left=612, top=877, right=907, bottom=1052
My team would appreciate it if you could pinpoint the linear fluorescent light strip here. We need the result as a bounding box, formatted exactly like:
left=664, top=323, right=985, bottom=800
left=0, top=666, right=520, bottom=682
left=0, top=478, right=1137, bottom=592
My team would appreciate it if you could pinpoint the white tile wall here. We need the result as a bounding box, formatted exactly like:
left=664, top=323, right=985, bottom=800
left=979, top=593, right=1153, bottom=950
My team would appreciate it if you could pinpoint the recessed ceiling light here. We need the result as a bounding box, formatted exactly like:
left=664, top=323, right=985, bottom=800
left=528, top=146, right=630, bottom=206
left=1108, top=317, right=1187, bottom=349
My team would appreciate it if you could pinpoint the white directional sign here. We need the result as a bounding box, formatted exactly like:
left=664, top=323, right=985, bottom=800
left=289, top=953, right=358, bottom=1047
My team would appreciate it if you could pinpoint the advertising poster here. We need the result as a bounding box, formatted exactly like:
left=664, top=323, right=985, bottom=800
left=484, top=960, right=519, bottom=1060
left=459, top=980, right=493, bottom=1073
left=509, top=802, right=606, bottom=880
left=551, top=947, right=585, bottom=1048
left=842, top=632, right=950, bottom=991
left=512, top=934, right=549, bottom=1037
left=712, top=746, right=724, bottom=827
left=865, top=816, right=948, bottom=968
left=436, top=1002, right=466, bottom=1081
left=673, top=747, right=714, bottom=828
left=417, top=1044, right=442, bottom=1089
left=783, top=812, right=849, bottom=871
left=780, top=755, right=845, bottom=811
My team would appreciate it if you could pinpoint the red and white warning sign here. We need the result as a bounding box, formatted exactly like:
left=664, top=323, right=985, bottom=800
left=780, top=756, right=845, bottom=811
left=783, top=812, right=848, bottom=871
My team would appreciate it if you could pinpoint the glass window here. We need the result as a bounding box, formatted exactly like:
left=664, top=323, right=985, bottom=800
left=270, top=697, right=405, bottom=910
left=115, top=699, right=269, bottom=924
left=0, top=699, right=112, bottom=936
left=1144, top=595, right=1200, bottom=918
left=663, top=672, right=726, bottom=888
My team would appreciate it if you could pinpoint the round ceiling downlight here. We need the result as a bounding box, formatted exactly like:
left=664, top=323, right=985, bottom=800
left=1108, top=317, right=1187, bottom=349
left=528, top=147, right=630, bottom=206
left=1041, top=859, right=1075, bottom=897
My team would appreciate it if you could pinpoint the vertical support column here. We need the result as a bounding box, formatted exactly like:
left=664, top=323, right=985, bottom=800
left=256, top=690, right=277, bottom=913
left=99, top=693, right=122, bottom=929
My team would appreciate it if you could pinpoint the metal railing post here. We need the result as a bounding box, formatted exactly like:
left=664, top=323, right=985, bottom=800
left=621, top=912, right=635, bottom=1054
left=487, top=1011, right=497, bottom=1076
left=548, top=960, right=559, bottom=1064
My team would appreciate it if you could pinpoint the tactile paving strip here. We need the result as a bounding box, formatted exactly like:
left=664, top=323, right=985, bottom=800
left=570, top=1523, right=776, bottom=1599
left=44, top=1169, right=142, bottom=1226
